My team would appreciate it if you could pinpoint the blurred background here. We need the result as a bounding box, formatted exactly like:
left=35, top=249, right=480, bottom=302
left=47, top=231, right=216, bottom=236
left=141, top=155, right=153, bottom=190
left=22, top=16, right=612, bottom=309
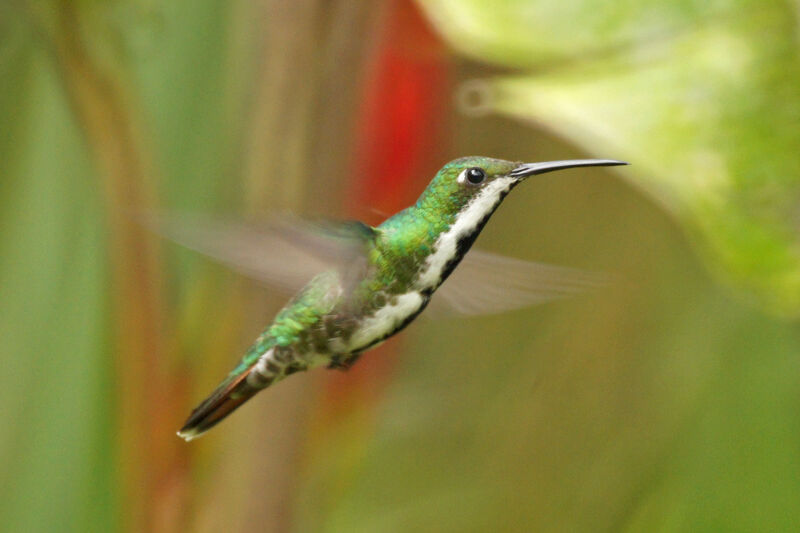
left=1, top=0, right=799, bottom=531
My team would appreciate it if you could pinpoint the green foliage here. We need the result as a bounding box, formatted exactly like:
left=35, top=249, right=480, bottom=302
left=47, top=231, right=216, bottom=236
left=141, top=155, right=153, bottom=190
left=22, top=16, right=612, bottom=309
left=421, top=0, right=800, bottom=316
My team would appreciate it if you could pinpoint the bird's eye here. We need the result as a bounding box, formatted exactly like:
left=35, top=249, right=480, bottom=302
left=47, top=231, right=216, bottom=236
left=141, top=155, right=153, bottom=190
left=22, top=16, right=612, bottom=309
left=460, top=167, right=486, bottom=186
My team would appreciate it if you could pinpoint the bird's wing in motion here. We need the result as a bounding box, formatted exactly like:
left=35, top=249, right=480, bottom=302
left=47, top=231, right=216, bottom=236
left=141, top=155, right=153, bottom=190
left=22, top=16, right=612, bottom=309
left=150, top=213, right=606, bottom=315
left=429, top=249, right=607, bottom=316
left=149, top=212, right=375, bottom=293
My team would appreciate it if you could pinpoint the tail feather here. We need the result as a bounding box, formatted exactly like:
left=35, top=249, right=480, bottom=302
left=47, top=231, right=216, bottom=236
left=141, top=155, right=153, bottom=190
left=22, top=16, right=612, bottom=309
left=178, top=345, right=305, bottom=441
left=177, top=363, right=263, bottom=441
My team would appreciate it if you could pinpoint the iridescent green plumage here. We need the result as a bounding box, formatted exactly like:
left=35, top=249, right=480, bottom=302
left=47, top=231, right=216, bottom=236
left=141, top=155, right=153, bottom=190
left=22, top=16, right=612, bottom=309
left=177, top=156, right=626, bottom=440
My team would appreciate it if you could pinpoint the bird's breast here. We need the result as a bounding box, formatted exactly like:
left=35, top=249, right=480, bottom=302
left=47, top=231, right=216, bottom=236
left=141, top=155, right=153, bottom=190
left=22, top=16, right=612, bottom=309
left=343, top=291, right=427, bottom=352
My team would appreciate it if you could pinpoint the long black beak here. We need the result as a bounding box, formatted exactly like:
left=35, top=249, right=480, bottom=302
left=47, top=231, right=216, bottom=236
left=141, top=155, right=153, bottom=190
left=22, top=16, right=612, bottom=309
left=509, top=159, right=628, bottom=178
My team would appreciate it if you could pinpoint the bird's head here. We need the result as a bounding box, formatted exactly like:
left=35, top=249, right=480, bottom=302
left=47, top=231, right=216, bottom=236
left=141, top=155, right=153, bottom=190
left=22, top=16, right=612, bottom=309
left=417, top=156, right=627, bottom=223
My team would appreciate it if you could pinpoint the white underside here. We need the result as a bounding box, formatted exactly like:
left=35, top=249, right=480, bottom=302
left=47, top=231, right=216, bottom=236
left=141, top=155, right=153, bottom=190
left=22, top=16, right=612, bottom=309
left=346, top=291, right=425, bottom=351
left=244, top=291, right=424, bottom=383
left=415, top=176, right=515, bottom=290
left=246, top=347, right=330, bottom=388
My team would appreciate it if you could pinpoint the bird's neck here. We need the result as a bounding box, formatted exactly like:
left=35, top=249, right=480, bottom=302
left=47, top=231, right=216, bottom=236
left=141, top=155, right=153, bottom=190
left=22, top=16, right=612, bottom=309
left=378, top=176, right=517, bottom=292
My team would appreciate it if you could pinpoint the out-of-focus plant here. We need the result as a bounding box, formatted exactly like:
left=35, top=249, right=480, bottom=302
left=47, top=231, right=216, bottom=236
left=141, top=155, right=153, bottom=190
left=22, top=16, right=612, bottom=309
left=418, top=0, right=800, bottom=316
left=5, top=1, right=800, bottom=531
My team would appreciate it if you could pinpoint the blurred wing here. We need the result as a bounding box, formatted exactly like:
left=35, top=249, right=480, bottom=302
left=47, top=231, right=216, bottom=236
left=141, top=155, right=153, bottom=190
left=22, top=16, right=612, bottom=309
left=429, top=249, right=608, bottom=316
left=148, top=212, right=375, bottom=293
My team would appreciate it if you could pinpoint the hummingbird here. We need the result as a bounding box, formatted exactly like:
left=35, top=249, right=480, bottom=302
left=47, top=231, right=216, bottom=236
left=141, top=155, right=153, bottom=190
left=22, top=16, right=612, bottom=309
left=169, top=156, right=626, bottom=440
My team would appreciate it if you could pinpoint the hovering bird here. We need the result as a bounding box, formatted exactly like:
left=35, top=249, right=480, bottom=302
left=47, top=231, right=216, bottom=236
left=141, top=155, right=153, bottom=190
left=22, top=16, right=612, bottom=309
left=168, top=156, right=626, bottom=440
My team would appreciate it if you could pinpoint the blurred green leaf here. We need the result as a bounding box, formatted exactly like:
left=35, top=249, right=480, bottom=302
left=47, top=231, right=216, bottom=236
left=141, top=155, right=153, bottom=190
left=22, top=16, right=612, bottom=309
left=418, top=0, right=744, bottom=66
left=421, top=0, right=800, bottom=315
